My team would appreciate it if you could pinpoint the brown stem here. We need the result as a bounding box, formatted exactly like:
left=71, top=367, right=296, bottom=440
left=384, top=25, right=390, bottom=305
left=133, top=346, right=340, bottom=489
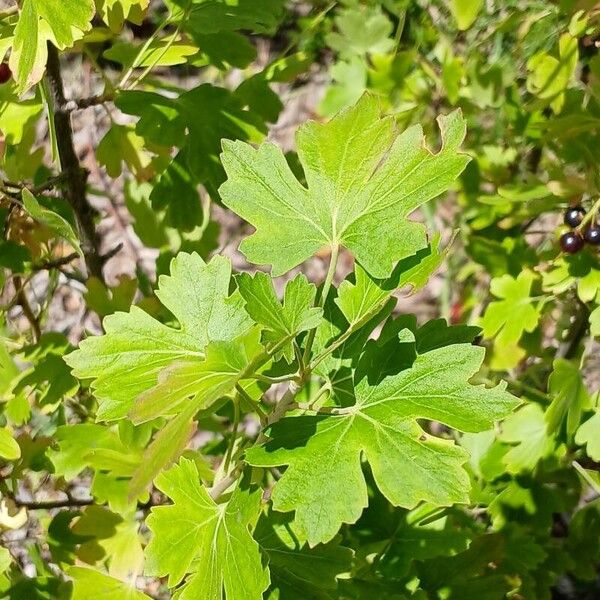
left=13, top=276, right=41, bottom=342
left=66, top=91, right=115, bottom=112
left=32, top=252, right=79, bottom=272
left=13, top=497, right=94, bottom=510
left=45, top=44, right=104, bottom=282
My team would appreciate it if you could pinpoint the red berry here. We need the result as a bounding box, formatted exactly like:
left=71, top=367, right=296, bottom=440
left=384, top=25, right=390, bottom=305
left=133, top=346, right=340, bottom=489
left=564, top=206, right=586, bottom=228
left=0, top=63, right=11, bottom=84
left=584, top=225, right=600, bottom=245
left=560, top=231, right=584, bottom=253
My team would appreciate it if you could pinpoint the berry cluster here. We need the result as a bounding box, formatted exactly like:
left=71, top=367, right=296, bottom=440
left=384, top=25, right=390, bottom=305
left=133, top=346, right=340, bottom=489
left=560, top=206, right=600, bottom=253
left=0, top=63, right=11, bottom=85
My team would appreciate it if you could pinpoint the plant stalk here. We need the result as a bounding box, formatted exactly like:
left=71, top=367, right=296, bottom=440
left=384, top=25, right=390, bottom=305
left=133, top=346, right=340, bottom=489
left=45, top=44, right=104, bottom=281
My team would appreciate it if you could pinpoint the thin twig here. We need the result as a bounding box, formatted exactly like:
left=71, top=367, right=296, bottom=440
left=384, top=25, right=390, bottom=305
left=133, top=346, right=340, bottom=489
left=12, top=496, right=94, bottom=510
left=32, top=252, right=79, bottom=272
left=65, top=92, right=115, bottom=112
left=13, top=276, right=41, bottom=342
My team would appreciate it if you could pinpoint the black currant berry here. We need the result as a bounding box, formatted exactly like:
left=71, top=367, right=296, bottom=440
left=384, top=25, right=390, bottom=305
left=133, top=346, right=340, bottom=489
left=0, top=63, right=11, bottom=85
left=584, top=225, right=600, bottom=245
left=560, top=231, right=584, bottom=253
left=564, top=206, right=586, bottom=227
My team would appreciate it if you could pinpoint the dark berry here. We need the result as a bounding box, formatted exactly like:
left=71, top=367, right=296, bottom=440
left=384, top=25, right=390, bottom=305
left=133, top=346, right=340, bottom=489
left=584, top=225, right=600, bottom=245
left=0, top=63, right=11, bottom=85
left=564, top=206, right=586, bottom=227
left=560, top=231, right=584, bottom=253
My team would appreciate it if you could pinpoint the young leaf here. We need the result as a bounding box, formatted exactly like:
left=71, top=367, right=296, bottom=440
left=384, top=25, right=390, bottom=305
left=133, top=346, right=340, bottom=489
left=145, top=458, right=269, bottom=600
left=65, top=253, right=252, bottom=420
left=590, top=305, right=600, bottom=338
left=103, top=39, right=197, bottom=68
left=0, top=84, right=43, bottom=145
left=527, top=33, right=578, bottom=113
left=543, top=252, right=600, bottom=303
left=335, top=233, right=450, bottom=328
left=9, top=0, right=95, bottom=94
left=575, top=409, right=600, bottom=460
left=0, top=546, right=11, bottom=574
left=480, top=270, right=542, bottom=370
left=450, top=0, right=483, bottom=30
left=246, top=344, right=517, bottom=545
left=127, top=407, right=197, bottom=499
left=546, top=359, right=591, bottom=437
left=130, top=326, right=263, bottom=423
left=0, top=427, right=20, bottom=461
left=22, top=189, right=82, bottom=256
left=48, top=423, right=134, bottom=480
left=499, top=404, right=555, bottom=473
left=69, top=566, right=151, bottom=600
left=95, top=0, right=150, bottom=32
left=96, top=124, right=155, bottom=180
left=325, top=5, right=395, bottom=58
left=237, top=272, right=322, bottom=362
left=220, top=93, right=469, bottom=278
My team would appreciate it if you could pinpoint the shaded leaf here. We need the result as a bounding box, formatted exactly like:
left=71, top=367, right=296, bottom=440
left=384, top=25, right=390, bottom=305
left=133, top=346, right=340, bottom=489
left=22, top=189, right=82, bottom=256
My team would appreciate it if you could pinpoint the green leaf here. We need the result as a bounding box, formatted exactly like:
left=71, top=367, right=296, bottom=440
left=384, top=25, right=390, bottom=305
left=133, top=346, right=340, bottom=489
left=21, top=189, right=82, bottom=256
left=319, top=57, right=368, bottom=116
left=220, top=94, right=469, bottom=278
left=450, top=0, right=483, bottom=30
left=325, top=5, right=394, bottom=58
left=165, top=0, right=285, bottom=70
left=590, top=305, right=600, bottom=338
left=145, top=458, right=270, bottom=600
left=128, top=408, right=197, bottom=499
left=543, top=252, right=600, bottom=303
left=237, top=272, right=322, bottom=362
left=65, top=253, right=252, bottom=420
left=167, top=0, right=285, bottom=35
left=103, top=39, right=197, bottom=68
left=9, top=0, right=95, bottom=94
left=95, top=0, right=149, bottom=32
left=256, top=511, right=353, bottom=599
left=527, top=33, right=578, bottom=112
left=116, top=83, right=266, bottom=197
left=96, top=124, right=155, bottom=180
left=247, top=344, right=517, bottom=545
left=335, top=233, right=450, bottom=328
left=149, top=149, right=203, bottom=232
left=0, top=427, right=20, bottom=460
left=130, top=326, right=263, bottom=423
left=0, top=83, right=43, bottom=145
left=13, top=333, right=79, bottom=406
left=48, top=424, right=139, bottom=480
left=479, top=270, right=542, bottom=370
left=0, top=546, right=11, bottom=574
left=0, top=241, right=31, bottom=273
left=499, top=404, right=555, bottom=473
left=575, top=409, right=600, bottom=460
left=546, top=359, right=591, bottom=437
left=68, top=566, right=151, bottom=600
